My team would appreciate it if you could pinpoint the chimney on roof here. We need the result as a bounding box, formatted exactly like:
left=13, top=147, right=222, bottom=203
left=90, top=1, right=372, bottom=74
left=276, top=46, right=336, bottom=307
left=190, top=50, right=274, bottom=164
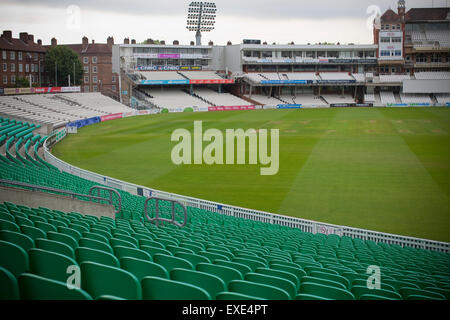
left=82, top=36, right=88, bottom=50
left=131, top=39, right=136, bottom=44
left=173, top=40, right=179, bottom=45
left=20, top=32, right=29, bottom=43
left=227, top=41, right=232, bottom=45
left=27, top=34, right=34, bottom=43
left=208, top=41, right=213, bottom=46
left=107, top=36, right=114, bottom=48
left=124, top=37, right=130, bottom=44
left=51, top=37, right=57, bottom=46
left=37, top=39, right=42, bottom=46
left=160, top=40, right=166, bottom=45
left=147, top=39, right=154, bottom=44
left=190, top=41, right=195, bottom=46
left=91, top=39, right=95, bottom=44
left=2, top=30, right=12, bottom=41
left=398, top=0, right=406, bottom=23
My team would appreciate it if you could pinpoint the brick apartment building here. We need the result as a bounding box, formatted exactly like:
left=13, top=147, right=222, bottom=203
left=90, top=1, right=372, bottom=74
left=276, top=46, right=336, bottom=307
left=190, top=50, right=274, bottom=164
left=48, top=36, right=119, bottom=99
left=374, top=0, right=450, bottom=74
left=0, top=31, right=46, bottom=88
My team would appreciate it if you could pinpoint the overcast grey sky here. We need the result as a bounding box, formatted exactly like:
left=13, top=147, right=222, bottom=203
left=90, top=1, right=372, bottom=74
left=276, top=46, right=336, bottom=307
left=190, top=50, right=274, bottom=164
left=0, top=0, right=447, bottom=45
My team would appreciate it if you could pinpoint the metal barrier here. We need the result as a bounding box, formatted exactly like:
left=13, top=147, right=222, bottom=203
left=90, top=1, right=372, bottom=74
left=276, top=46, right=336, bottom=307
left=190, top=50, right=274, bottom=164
left=0, top=179, right=121, bottom=215
left=43, top=127, right=450, bottom=253
left=89, top=186, right=122, bottom=215
left=143, top=196, right=187, bottom=228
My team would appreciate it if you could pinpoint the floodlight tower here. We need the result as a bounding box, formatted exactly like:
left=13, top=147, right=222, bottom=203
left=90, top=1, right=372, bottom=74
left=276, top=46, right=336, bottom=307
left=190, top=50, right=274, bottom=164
left=186, top=2, right=217, bottom=46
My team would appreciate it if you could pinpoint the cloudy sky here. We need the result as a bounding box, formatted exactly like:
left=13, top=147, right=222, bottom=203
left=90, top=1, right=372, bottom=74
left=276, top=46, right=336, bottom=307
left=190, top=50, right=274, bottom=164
left=0, top=0, right=447, bottom=46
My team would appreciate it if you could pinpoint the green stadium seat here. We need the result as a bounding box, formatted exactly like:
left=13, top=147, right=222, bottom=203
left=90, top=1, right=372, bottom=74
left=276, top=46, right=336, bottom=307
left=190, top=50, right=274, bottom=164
left=120, top=257, right=169, bottom=281
left=0, top=230, right=34, bottom=252
left=29, top=248, right=77, bottom=283
left=153, top=254, right=194, bottom=273
left=299, top=282, right=355, bottom=300
left=0, top=212, right=15, bottom=222
left=171, top=268, right=226, bottom=299
left=199, top=251, right=231, bottom=262
left=114, top=234, right=138, bottom=247
left=424, top=287, right=450, bottom=299
left=14, top=216, right=34, bottom=227
left=0, top=240, right=29, bottom=277
left=245, top=272, right=297, bottom=299
left=0, top=267, right=20, bottom=300
left=81, top=232, right=109, bottom=244
left=270, top=264, right=307, bottom=284
left=255, top=267, right=300, bottom=290
left=20, top=225, right=47, bottom=241
left=35, top=238, right=75, bottom=259
left=18, top=273, right=93, bottom=300
left=47, top=232, right=78, bottom=251
left=196, top=263, right=243, bottom=286
left=310, top=271, right=350, bottom=290
left=214, top=260, right=252, bottom=276
left=75, top=247, right=119, bottom=268
left=175, top=252, right=211, bottom=267
left=229, top=280, right=290, bottom=300
left=301, top=275, right=347, bottom=290
left=110, top=237, right=137, bottom=249
left=140, top=245, right=172, bottom=257
left=0, top=219, right=21, bottom=232
left=80, top=262, right=141, bottom=300
left=399, top=287, right=446, bottom=300
left=360, top=294, right=398, bottom=300
left=233, top=257, right=266, bottom=271
left=113, top=245, right=152, bottom=262
left=141, top=276, right=211, bottom=300
left=79, top=238, right=113, bottom=254
left=58, top=227, right=82, bottom=241
left=295, top=293, right=331, bottom=300
left=351, top=285, right=402, bottom=300
left=216, top=292, right=265, bottom=300
left=352, top=279, right=396, bottom=292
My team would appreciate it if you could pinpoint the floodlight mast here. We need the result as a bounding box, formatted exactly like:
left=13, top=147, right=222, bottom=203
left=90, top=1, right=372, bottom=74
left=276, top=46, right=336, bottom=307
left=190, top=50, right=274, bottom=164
left=186, top=1, right=217, bottom=46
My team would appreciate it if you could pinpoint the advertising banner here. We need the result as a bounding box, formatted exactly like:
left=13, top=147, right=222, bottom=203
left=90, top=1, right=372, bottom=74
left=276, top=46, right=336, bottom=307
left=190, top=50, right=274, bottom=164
left=277, top=104, right=302, bottom=109
left=315, top=224, right=343, bottom=236
left=140, top=80, right=190, bottom=85
left=447, top=103, right=450, bottom=107
left=261, top=80, right=309, bottom=85
left=137, top=65, right=204, bottom=71
left=317, top=80, right=356, bottom=84
left=208, top=106, right=255, bottom=112
left=68, top=116, right=101, bottom=129
left=330, top=103, right=357, bottom=108
left=387, top=103, right=408, bottom=107
left=158, top=53, right=181, bottom=59
left=189, top=79, right=235, bottom=84
left=101, top=113, right=123, bottom=122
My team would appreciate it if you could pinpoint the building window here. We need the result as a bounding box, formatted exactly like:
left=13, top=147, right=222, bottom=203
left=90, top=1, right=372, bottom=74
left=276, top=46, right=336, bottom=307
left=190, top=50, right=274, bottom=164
left=397, top=24, right=401, bottom=30
left=92, top=76, right=97, bottom=83
left=112, top=75, right=116, bottom=83
left=2, top=75, right=7, bottom=84
left=92, top=66, right=97, bottom=73
left=34, top=53, right=38, bottom=61
left=10, top=51, right=15, bottom=60
left=35, top=64, right=38, bottom=72
left=10, top=63, right=15, bottom=72
left=84, top=66, right=89, bottom=73
left=18, top=52, right=22, bottom=61
left=31, top=64, right=34, bottom=73
left=19, top=64, right=23, bottom=73
left=392, top=37, right=402, bottom=43
left=83, top=57, right=89, bottom=64
left=84, top=86, right=89, bottom=92
left=2, top=51, right=6, bottom=60
left=93, top=85, right=98, bottom=92
left=2, top=63, right=6, bottom=72
left=11, top=75, right=15, bottom=84
left=112, top=85, right=116, bottom=91
left=394, top=50, right=402, bottom=57
left=25, top=64, right=29, bottom=73
left=92, top=57, right=97, bottom=64
left=381, top=37, right=390, bottom=43
left=380, top=50, right=390, bottom=57
left=84, top=76, right=89, bottom=83
left=381, top=25, right=385, bottom=30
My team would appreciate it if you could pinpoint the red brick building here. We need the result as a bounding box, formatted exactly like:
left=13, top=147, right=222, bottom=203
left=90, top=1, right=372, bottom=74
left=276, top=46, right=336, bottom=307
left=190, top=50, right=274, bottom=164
left=48, top=36, right=119, bottom=99
left=0, top=30, right=46, bottom=88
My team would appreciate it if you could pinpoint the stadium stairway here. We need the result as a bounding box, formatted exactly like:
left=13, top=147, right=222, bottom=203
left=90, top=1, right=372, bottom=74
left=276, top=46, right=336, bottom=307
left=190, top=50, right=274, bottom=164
left=0, top=116, right=449, bottom=300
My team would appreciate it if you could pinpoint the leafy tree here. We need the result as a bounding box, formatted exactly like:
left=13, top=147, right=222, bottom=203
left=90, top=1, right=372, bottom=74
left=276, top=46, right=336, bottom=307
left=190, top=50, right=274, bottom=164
left=15, top=77, right=30, bottom=88
left=45, top=46, right=83, bottom=87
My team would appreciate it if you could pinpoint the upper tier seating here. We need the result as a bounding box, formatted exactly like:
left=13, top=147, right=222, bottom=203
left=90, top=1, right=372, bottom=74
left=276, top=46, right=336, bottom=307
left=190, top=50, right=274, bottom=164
left=194, top=89, right=251, bottom=107
left=414, top=72, right=450, bottom=80
left=400, top=94, right=432, bottom=105
left=179, top=71, right=224, bottom=80
left=379, top=75, right=411, bottom=83
left=380, top=91, right=397, bottom=105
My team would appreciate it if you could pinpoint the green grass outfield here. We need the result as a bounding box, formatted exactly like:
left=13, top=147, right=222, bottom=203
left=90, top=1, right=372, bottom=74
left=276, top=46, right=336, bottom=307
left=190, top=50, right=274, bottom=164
left=53, top=107, right=450, bottom=242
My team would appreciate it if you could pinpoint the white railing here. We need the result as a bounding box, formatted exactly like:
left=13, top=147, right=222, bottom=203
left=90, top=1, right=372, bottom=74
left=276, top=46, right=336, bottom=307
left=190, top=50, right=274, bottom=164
left=44, top=128, right=450, bottom=253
